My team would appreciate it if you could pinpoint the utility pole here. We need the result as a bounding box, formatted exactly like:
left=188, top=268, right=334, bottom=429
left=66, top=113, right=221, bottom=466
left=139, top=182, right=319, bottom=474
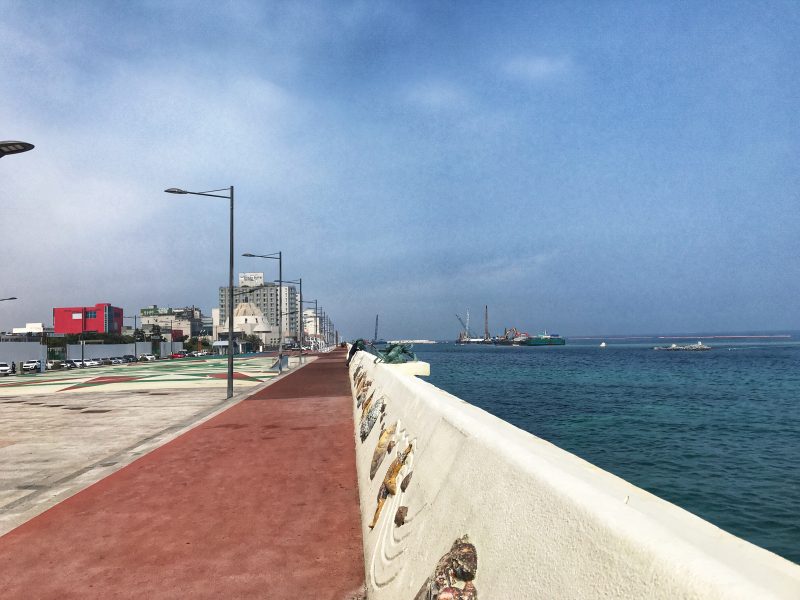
left=484, top=305, right=490, bottom=341
left=374, top=314, right=379, bottom=343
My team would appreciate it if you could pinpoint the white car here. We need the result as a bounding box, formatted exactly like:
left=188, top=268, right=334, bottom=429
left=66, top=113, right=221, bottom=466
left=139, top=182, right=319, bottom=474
left=139, top=354, right=157, bottom=362
left=83, top=358, right=101, bottom=367
left=22, top=360, right=42, bottom=372
left=0, top=362, right=11, bottom=376
left=110, top=357, right=124, bottom=364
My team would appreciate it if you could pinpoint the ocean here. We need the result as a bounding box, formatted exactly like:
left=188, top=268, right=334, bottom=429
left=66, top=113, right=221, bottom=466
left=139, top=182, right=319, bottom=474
left=412, top=338, right=800, bottom=564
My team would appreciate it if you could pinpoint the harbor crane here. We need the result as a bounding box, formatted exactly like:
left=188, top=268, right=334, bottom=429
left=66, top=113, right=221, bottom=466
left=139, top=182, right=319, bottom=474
left=455, top=311, right=473, bottom=339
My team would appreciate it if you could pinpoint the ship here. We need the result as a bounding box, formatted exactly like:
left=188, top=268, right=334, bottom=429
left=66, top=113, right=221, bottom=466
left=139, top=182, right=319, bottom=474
left=518, top=332, right=566, bottom=346
left=494, top=327, right=566, bottom=346
left=653, top=341, right=710, bottom=351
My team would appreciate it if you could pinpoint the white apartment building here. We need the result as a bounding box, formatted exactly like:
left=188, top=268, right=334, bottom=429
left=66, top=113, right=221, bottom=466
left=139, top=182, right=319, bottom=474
left=218, top=273, right=299, bottom=345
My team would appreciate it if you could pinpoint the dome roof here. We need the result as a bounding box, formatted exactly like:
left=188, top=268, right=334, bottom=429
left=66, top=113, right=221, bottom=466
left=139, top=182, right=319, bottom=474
left=233, top=302, right=264, bottom=318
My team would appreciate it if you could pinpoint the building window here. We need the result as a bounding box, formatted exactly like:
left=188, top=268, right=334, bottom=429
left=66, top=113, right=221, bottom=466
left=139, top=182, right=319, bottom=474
left=86, top=311, right=97, bottom=319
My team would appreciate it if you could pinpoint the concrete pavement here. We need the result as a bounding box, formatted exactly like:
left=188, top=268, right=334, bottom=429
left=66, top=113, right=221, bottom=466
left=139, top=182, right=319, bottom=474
left=0, top=349, right=366, bottom=599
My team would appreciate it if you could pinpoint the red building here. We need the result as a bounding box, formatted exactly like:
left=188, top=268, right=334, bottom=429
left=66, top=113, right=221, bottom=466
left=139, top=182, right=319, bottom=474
left=53, top=303, right=124, bottom=335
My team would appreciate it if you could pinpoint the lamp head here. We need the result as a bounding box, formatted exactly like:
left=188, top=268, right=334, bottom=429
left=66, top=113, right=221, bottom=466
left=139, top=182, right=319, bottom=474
left=242, top=253, right=255, bottom=257
left=0, top=141, right=34, bottom=157
left=164, top=188, right=188, bottom=194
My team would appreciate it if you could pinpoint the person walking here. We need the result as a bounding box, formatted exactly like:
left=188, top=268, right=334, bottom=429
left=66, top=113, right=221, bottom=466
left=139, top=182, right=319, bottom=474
left=10, top=361, right=16, bottom=375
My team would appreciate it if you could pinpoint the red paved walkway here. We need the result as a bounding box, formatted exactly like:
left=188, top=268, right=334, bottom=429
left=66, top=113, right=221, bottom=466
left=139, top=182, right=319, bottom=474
left=0, top=350, right=366, bottom=599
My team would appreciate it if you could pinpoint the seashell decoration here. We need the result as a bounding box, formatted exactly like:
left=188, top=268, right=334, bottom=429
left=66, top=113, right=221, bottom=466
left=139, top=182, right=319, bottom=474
left=357, top=387, right=374, bottom=409
left=360, top=395, right=384, bottom=442
left=394, top=506, right=408, bottom=527
left=355, top=375, right=371, bottom=398
left=413, top=536, right=478, bottom=600
left=370, top=423, right=397, bottom=480
left=368, top=442, right=412, bottom=528
left=400, top=471, right=412, bottom=492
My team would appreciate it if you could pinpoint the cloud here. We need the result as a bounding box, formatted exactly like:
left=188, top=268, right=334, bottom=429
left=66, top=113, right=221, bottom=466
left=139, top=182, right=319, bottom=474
left=405, top=80, right=471, bottom=110
left=502, top=55, right=572, bottom=82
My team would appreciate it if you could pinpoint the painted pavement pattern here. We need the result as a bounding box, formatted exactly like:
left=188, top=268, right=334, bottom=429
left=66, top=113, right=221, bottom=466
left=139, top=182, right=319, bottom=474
left=0, top=355, right=279, bottom=396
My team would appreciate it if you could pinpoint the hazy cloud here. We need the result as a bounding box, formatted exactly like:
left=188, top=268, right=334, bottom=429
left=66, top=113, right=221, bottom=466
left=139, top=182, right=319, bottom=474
left=405, top=80, right=471, bottom=110
left=502, top=55, right=572, bottom=82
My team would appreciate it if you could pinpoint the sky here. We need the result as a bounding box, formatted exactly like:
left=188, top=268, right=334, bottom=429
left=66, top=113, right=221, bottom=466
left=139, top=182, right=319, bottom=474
left=1, top=1, right=798, bottom=340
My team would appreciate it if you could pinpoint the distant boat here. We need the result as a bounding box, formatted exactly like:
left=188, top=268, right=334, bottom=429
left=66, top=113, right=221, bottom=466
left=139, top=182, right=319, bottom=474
left=653, top=341, right=711, bottom=351
left=600, top=342, right=606, bottom=348
left=518, top=332, right=566, bottom=347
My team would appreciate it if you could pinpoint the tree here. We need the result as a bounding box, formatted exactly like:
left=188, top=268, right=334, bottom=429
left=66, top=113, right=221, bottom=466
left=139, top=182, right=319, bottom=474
left=185, top=336, right=211, bottom=351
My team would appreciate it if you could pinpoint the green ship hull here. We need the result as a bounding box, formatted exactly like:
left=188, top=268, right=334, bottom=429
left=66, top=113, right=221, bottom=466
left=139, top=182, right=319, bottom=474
left=519, top=335, right=566, bottom=346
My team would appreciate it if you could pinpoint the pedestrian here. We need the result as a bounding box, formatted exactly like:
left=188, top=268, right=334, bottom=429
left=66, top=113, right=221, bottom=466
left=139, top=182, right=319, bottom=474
left=10, top=361, right=16, bottom=374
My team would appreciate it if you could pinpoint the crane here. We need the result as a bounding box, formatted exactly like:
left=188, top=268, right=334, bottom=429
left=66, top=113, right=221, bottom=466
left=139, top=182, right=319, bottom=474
left=455, top=311, right=473, bottom=339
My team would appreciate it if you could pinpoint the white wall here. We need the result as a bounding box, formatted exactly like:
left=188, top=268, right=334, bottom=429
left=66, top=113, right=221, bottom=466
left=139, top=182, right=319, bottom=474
left=348, top=351, right=800, bottom=599
left=0, top=341, right=45, bottom=367
left=65, top=342, right=183, bottom=359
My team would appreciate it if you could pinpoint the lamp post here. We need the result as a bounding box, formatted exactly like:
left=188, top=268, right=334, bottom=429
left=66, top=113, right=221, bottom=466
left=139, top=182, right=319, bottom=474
left=242, top=252, right=282, bottom=372
left=300, top=299, right=318, bottom=351
left=166, top=186, right=235, bottom=399
left=124, top=315, right=139, bottom=358
left=0, top=141, right=34, bottom=158
left=280, top=278, right=304, bottom=362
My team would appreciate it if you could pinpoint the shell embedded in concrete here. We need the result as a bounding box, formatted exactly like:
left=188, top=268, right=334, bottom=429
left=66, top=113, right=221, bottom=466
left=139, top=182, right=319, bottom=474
left=359, top=395, right=384, bottom=442
left=370, top=423, right=397, bottom=480
left=394, top=506, right=408, bottom=527
left=368, top=442, right=412, bottom=528
left=414, top=536, right=478, bottom=600
left=384, top=443, right=412, bottom=495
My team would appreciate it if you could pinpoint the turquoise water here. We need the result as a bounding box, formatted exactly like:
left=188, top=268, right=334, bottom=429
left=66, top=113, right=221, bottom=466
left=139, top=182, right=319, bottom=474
left=413, top=339, right=800, bottom=564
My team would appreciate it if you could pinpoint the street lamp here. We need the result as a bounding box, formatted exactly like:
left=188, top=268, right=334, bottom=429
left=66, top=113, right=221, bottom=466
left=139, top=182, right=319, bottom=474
left=300, top=298, right=318, bottom=352
left=0, top=141, right=34, bottom=158
left=124, top=315, right=139, bottom=357
left=281, top=277, right=303, bottom=361
left=166, top=186, right=235, bottom=399
left=242, top=252, right=283, bottom=373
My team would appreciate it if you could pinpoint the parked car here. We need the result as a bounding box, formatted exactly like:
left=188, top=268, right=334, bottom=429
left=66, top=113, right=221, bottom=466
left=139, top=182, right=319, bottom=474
left=22, top=360, right=42, bottom=372
left=170, top=351, right=188, bottom=359
left=99, top=357, right=112, bottom=365
left=121, top=355, right=137, bottom=363
left=0, top=362, right=11, bottom=376
left=110, top=357, right=124, bottom=364
left=46, top=360, right=63, bottom=370
left=138, top=354, right=157, bottom=362
left=83, top=358, right=101, bottom=367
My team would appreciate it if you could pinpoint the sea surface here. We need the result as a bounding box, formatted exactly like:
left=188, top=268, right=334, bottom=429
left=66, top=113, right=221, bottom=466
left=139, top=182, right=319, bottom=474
left=412, top=338, right=800, bottom=564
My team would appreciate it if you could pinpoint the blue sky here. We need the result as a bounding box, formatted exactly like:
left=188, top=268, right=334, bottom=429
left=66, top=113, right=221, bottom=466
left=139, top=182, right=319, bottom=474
left=2, top=1, right=798, bottom=339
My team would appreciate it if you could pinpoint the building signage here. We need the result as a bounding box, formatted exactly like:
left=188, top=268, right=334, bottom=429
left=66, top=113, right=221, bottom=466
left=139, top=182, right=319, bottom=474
left=72, top=312, right=82, bottom=320
left=239, top=272, right=264, bottom=287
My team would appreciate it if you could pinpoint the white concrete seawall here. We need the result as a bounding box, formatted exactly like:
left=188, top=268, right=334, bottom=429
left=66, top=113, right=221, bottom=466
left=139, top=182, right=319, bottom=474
left=348, top=350, right=800, bottom=599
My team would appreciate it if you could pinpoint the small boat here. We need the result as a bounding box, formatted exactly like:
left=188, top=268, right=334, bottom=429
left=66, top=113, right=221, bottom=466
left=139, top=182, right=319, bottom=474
left=600, top=342, right=606, bottom=348
left=653, top=341, right=711, bottom=351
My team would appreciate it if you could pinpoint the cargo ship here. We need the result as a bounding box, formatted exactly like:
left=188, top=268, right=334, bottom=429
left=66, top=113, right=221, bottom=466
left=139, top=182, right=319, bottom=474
left=494, top=327, right=566, bottom=346
left=518, top=332, right=566, bottom=346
